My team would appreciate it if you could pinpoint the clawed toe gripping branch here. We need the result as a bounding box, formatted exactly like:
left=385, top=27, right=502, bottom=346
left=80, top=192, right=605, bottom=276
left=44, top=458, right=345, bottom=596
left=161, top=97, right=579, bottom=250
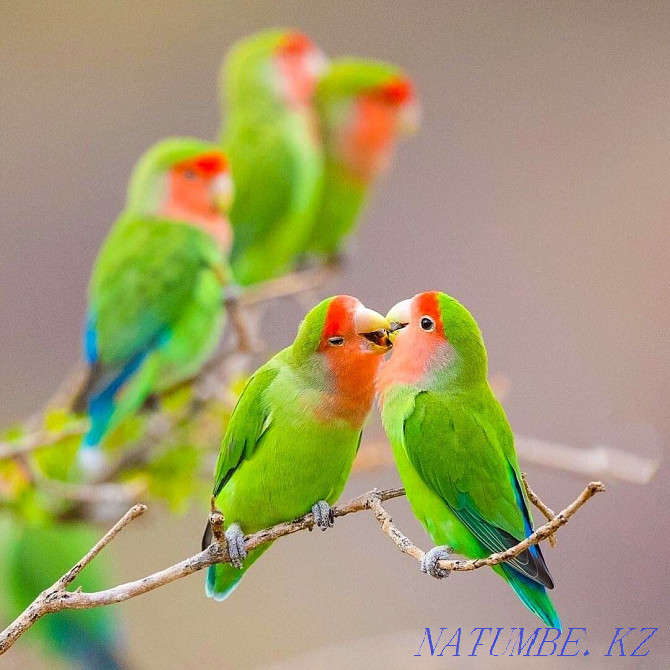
left=0, top=479, right=604, bottom=656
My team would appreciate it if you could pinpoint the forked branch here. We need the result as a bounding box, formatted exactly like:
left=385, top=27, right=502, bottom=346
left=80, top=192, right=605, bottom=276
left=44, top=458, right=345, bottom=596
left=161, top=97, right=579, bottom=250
left=0, top=481, right=604, bottom=656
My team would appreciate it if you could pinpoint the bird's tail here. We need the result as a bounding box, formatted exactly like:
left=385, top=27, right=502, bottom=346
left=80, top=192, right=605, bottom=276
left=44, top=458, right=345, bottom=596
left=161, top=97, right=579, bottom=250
left=495, top=563, right=561, bottom=630
left=205, top=543, right=273, bottom=601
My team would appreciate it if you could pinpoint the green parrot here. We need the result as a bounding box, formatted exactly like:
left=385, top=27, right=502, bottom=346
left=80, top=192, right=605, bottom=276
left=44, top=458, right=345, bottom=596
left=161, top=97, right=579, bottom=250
left=203, top=295, right=391, bottom=600
left=376, top=291, right=560, bottom=628
left=72, top=137, right=234, bottom=472
left=220, top=29, right=327, bottom=285
left=303, top=58, right=419, bottom=259
left=0, top=519, right=128, bottom=669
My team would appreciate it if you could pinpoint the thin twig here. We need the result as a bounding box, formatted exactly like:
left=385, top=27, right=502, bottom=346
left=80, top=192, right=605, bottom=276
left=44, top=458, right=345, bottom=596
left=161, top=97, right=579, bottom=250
left=0, top=421, right=89, bottom=461
left=0, top=482, right=602, bottom=656
left=0, top=504, right=146, bottom=654
left=236, top=265, right=338, bottom=308
left=368, top=482, right=605, bottom=573
left=521, top=471, right=556, bottom=547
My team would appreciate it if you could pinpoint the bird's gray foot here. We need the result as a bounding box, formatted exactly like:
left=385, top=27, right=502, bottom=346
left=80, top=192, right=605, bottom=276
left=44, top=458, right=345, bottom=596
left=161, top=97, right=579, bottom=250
left=311, top=500, right=334, bottom=531
left=420, top=546, right=452, bottom=579
left=225, top=523, right=247, bottom=569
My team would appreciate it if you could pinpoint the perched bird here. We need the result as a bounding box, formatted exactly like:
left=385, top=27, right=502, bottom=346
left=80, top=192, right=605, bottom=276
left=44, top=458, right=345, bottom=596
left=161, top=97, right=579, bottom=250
left=0, top=520, right=127, bottom=669
left=73, top=138, right=234, bottom=472
left=221, top=29, right=327, bottom=285
left=203, top=295, right=391, bottom=600
left=303, top=58, right=419, bottom=259
left=376, top=291, right=560, bottom=628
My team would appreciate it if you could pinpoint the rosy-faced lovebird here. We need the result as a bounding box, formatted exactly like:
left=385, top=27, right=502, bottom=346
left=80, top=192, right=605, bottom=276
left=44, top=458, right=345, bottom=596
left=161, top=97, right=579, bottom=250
left=220, top=29, right=327, bottom=285
left=203, top=295, right=391, bottom=600
left=376, top=292, right=560, bottom=628
left=0, top=520, right=127, bottom=669
left=73, top=138, right=234, bottom=472
left=303, top=58, right=419, bottom=259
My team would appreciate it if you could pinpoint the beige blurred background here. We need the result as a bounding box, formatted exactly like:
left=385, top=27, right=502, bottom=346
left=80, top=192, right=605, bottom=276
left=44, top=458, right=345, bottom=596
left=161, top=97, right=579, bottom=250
left=1, top=1, right=669, bottom=668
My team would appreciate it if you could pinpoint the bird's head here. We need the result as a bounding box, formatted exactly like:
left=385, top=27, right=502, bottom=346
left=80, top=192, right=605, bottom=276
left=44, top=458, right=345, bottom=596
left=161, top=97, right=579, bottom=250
left=378, top=291, right=487, bottom=393
left=293, top=295, right=391, bottom=423
left=272, top=30, right=328, bottom=108
left=126, top=138, right=234, bottom=252
left=316, top=59, right=419, bottom=181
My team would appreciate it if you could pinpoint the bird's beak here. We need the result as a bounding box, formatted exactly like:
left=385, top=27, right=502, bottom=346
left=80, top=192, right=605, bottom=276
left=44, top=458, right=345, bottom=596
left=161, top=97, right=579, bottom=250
left=399, top=98, right=421, bottom=136
left=211, top=173, right=234, bottom=215
left=355, top=305, right=392, bottom=353
left=386, top=299, right=412, bottom=339
left=308, top=48, right=330, bottom=80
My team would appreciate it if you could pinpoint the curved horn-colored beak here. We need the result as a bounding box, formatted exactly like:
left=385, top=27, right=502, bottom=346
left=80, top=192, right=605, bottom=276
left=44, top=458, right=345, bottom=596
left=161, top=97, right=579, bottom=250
left=212, top=172, right=235, bottom=215
left=386, top=299, right=412, bottom=337
left=355, top=305, right=392, bottom=352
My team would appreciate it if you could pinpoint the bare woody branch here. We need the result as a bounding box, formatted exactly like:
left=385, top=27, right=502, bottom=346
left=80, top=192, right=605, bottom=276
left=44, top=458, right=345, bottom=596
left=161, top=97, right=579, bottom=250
left=0, top=504, right=146, bottom=655
left=521, top=471, right=557, bottom=547
left=0, top=481, right=603, bottom=657
left=370, top=481, right=605, bottom=572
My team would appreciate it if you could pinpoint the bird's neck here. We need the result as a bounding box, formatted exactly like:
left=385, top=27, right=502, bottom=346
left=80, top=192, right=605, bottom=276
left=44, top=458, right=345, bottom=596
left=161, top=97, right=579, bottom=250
left=159, top=201, right=232, bottom=252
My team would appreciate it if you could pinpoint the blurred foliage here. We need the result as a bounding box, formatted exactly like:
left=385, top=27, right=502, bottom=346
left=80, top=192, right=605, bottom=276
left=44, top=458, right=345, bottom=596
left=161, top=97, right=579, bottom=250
left=0, top=367, right=244, bottom=525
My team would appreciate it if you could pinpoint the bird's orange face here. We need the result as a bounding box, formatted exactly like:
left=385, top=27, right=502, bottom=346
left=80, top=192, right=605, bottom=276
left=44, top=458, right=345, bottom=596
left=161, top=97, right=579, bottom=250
left=162, top=152, right=234, bottom=252
left=342, top=76, right=419, bottom=181
left=274, top=31, right=328, bottom=108
left=316, top=295, right=391, bottom=426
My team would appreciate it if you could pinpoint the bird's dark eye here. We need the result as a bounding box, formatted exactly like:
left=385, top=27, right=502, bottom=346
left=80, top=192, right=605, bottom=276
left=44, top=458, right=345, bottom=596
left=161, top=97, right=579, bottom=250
left=183, top=169, right=197, bottom=180
left=328, top=336, right=345, bottom=346
left=420, top=316, right=435, bottom=332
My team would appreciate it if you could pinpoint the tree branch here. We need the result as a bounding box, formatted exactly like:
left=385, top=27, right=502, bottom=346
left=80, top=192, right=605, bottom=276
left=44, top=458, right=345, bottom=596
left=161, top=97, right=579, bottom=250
left=0, top=504, right=146, bottom=655
left=368, top=481, right=605, bottom=573
left=0, top=481, right=603, bottom=656
left=521, top=471, right=556, bottom=547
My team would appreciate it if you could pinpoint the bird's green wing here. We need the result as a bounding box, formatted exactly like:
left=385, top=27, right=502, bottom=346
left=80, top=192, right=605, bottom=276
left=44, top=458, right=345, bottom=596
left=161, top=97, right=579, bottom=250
left=79, top=216, right=226, bottom=403
left=226, top=121, right=296, bottom=260
left=403, top=389, right=553, bottom=588
left=211, top=364, right=279, bottom=498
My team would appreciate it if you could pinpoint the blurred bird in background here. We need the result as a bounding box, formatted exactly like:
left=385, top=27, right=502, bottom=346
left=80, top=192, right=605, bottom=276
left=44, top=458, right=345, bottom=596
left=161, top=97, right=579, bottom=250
left=72, top=138, right=234, bottom=474
left=304, top=58, right=419, bottom=261
left=222, top=29, right=328, bottom=285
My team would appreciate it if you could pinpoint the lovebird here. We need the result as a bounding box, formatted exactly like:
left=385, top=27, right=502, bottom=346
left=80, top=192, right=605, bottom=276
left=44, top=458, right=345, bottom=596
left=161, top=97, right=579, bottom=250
left=203, top=295, right=391, bottom=600
left=0, top=520, right=128, bottom=669
left=303, top=58, right=419, bottom=259
left=376, top=291, right=560, bottom=628
left=221, top=29, right=327, bottom=285
left=73, top=138, right=234, bottom=472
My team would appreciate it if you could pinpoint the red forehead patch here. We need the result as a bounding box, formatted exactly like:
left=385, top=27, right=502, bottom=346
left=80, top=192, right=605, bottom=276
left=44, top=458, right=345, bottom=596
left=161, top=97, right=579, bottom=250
left=414, top=291, right=444, bottom=333
left=279, top=31, right=314, bottom=55
left=379, top=77, right=414, bottom=106
left=175, top=152, right=228, bottom=177
left=323, top=295, right=357, bottom=338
